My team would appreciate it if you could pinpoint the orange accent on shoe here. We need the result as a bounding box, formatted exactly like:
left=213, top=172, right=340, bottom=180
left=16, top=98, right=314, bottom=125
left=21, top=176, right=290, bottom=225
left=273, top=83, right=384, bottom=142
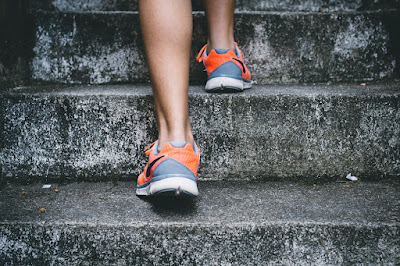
left=196, top=44, right=208, bottom=62
left=137, top=142, right=200, bottom=187
left=196, top=43, right=251, bottom=81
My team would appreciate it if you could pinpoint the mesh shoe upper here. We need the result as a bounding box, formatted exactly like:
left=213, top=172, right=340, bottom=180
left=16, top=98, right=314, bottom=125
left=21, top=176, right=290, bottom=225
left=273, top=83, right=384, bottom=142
left=137, top=141, right=200, bottom=187
left=196, top=43, right=251, bottom=82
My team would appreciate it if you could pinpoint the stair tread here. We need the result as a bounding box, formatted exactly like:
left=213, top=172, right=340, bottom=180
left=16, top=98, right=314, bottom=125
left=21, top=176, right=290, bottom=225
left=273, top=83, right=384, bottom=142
left=1, top=181, right=399, bottom=226
left=7, top=83, right=400, bottom=96
left=29, top=0, right=400, bottom=12
left=33, top=9, right=400, bottom=14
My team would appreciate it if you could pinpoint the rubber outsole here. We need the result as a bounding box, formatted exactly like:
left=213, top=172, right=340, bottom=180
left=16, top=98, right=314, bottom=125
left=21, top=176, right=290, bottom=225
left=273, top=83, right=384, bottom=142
left=205, top=77, right=252, bottom=93
left=136, top=177, right=199, bottom=197
left=153, top=189, right=196, bottom=198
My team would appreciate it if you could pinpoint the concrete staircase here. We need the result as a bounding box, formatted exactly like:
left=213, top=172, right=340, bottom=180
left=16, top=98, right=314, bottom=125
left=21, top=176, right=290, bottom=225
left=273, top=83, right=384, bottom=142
left=1, top=181, right=399, bottom=264
left=1, top=0, right=399, bottom=264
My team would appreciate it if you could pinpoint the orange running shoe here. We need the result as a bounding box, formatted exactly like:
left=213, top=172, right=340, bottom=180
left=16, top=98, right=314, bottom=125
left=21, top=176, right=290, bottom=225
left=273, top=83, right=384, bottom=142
left=136, top=141, right=200, bottom=197
left=196, top=43, right=252, bottom=92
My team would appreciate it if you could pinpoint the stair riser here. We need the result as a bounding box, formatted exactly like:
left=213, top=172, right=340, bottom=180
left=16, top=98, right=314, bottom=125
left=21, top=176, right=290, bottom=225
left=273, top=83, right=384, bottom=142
left=1, top=224, right=398, bottom=265
left=30, top=11, right=399, bottom=85
left=1, top=87, right=399, bottom=182
left=30, top=0, right=400, bottom=11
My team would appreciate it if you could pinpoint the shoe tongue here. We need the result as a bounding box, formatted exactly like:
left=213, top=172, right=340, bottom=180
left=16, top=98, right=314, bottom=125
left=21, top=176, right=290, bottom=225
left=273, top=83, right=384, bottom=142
left=214, top=48, right=230, bottom=54
left=169, top=141, right=187, bottom=148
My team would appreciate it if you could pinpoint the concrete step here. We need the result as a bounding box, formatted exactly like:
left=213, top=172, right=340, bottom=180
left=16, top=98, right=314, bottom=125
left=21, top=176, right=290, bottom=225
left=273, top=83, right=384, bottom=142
left=1, top=84, right=399, bottom=183
left=27, top=10, right=400, bottom=85
left=1, top=181, right=399, bottom=264
left=30, top=0, right=400, bottom=12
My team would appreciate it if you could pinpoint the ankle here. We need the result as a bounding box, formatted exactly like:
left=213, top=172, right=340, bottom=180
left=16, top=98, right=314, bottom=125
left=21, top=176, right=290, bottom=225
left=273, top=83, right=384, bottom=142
left=207, top=40, right=235, bottom=54
left=158, top=133, right=194, bottom=152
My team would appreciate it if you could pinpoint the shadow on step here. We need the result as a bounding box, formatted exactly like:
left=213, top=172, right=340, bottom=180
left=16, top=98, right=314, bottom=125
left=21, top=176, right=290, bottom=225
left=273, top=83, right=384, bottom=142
left=138, top=195, right=198, bottom=216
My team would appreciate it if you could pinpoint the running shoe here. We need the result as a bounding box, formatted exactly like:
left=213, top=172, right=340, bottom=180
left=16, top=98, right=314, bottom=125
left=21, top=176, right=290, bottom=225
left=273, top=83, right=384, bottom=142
left=196, top=42, right=252, bottom=92
left=136, top=140, right=200, bottom=197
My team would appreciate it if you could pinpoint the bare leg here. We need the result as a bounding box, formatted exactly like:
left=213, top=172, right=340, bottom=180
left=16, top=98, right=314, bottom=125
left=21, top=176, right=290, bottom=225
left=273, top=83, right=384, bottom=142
left=139, top=0, right=194, bottom=150
left=204, top=0, right=236, bottom=53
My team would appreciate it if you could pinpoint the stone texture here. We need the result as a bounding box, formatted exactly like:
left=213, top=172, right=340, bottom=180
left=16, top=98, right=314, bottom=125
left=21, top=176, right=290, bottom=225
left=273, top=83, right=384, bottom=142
left=29, top=10, right=399, bottom=85
left=31, top=11, right=149, bottom=85
left=0, top=181, right=399, bottom=265
left=1, top=84, right=399, bottom=183
left=235, top=0, right=400, bottom=11
left=29, top=0, right=400, bottom=11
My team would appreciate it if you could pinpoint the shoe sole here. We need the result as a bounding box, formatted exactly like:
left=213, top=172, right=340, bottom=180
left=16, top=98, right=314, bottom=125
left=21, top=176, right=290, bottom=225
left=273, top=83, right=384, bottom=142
left=136, top=177, right=199, bottom=197
left=205, top=77, right=252, bottom=92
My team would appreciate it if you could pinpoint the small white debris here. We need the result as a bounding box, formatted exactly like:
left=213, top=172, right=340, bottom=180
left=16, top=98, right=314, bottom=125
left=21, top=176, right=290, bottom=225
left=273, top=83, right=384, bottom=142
left=346, top=173, right=358, bottom=181
left=42, top=184, right=51, bottom=189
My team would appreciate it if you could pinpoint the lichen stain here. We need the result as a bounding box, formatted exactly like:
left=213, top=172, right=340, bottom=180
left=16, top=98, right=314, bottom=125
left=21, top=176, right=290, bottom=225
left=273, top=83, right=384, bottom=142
left=52, top=0, right=109, bottom=11
left=245, top=22, right=294, bottom=83
left=334, top=17, right=376, bottom=57
left=32, top=21, right=144, bottom=84
left=333, top=15, right=395, bottom=79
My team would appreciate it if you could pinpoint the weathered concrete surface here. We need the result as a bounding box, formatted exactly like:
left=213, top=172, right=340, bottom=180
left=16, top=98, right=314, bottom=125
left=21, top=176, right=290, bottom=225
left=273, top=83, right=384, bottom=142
left=0, top=181, right=399, bottom=265
left=235, top=0, right=400, bottom=11
left=1, top=84, right=399, bottom=183
left=29, top=0, right=400, bottom=11
left=30, top=10, right=400, bottom=85
left=31, top=11, right=149, bottom=85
